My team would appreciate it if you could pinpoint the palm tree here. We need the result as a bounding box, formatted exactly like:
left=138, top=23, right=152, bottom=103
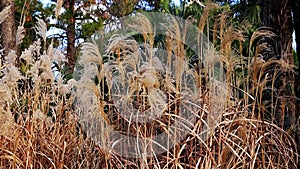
left=259, top=0, right=295, bottom=131
left=214, top=0, right=295, bottom=128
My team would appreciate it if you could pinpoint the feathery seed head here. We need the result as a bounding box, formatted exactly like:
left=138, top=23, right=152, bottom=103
left=34, top=18, right=47, bottom=43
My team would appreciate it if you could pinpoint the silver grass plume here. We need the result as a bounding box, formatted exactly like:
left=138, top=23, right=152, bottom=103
left=56, top=0, right=64, bottom=19
left=34, top=18, right=47, bottom=44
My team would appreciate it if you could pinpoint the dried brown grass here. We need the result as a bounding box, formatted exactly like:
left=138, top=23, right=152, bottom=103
left=0, top=2, right=298, bottom=169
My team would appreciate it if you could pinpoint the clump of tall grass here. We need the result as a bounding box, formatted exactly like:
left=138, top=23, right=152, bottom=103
left=0, top=16, right=106, bottom=168
left=0, top=1, right=298, bottom=168
left=73, top=4, right=297, bottom=169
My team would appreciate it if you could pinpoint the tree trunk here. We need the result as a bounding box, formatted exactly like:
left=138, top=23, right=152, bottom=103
left=259, top=0, right=295, bottom=133
left=64, top=0, right=76, bottom=74
left=291, top=0, right=300, bottom=165
left=0, top=0, right=16, bottom=57
left=293, top=1, right=300, bottom=67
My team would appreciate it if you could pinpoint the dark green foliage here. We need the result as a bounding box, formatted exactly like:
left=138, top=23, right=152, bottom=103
left=14, top=0, right=55, bottom=51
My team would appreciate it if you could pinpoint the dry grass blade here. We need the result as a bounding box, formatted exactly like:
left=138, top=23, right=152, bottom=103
left=55, top=0, right=63, bottom=19
left=198, top=2, right=219, bottom=32
left=249, top=28, right=277, bottom=49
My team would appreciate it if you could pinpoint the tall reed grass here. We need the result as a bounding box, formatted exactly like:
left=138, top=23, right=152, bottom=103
left=0, top=1, right=298, bottom=168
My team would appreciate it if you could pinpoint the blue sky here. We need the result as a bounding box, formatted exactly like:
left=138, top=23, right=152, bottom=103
left=40, top=0, right=51, bottom=6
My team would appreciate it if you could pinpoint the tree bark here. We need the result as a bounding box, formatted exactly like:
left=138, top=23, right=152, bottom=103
left=64, top=0, right=76, bottom=74
left=0, top=0, right=16, bottom=57
left=293, top=1, right=300, bottom=68
left=292, top=2, right=300, bottom=108
left=291, top=0, right=300, bottom=165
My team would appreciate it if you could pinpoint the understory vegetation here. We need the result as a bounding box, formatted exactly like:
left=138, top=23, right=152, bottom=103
left=0, top=1, right=299, bottom=168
